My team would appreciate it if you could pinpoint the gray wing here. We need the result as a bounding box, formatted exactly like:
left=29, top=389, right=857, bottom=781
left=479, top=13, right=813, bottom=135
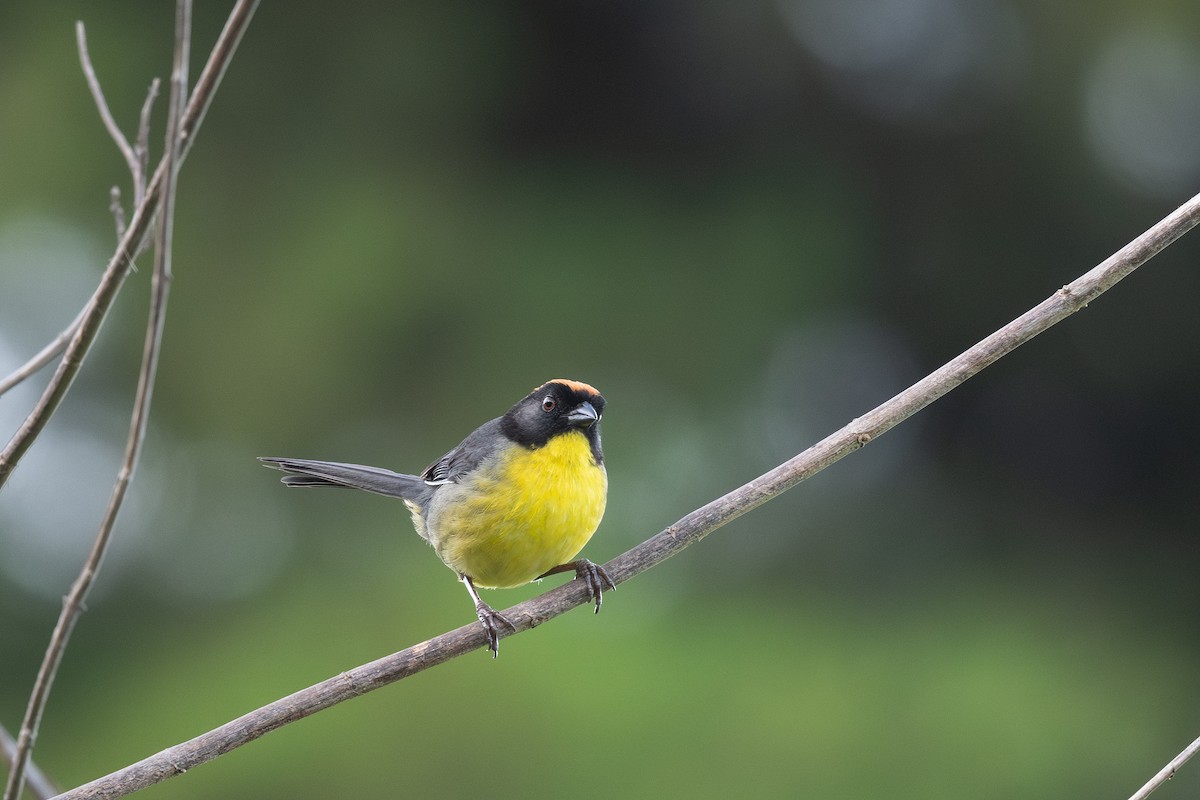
left=421, top=417, right=506, bottom=484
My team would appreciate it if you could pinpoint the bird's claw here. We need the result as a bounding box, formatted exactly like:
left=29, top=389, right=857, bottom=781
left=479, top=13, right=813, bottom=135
left=475, top=601, right=516, bottom=658
left=574, top=559, right=616, bottom=613
left=537, top=558, right=616, bottom=613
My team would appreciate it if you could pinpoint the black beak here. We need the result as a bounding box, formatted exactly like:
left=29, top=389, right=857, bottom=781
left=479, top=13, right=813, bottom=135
left=566, top=401, right=599, bottom=428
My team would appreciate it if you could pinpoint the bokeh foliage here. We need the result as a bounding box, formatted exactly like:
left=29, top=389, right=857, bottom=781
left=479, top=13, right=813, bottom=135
left=3, top=2, right=1200, bottom=797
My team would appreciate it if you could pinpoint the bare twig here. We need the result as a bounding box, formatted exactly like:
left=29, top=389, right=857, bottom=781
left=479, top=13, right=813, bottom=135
left=0, top=0, right=259, bottom=488
left=0, top=722, right=56, bottom=800
left=0, top=0, right=247, bottom=404
left=0, top=38, right=162, bottom=399
left=1128, top=734, right=1200, bottom=800
left=51, top=190, right=1200, bottom=800
left=0, top=308, right=86, bottom=398
left=107, top=77, right=160, bottom=245
left=75, top=22, right=138, bottom=184
left=79, top=19, right=161, bottom=242
left=3, top=8, right=191, bottom=798
left=132, top=79, right=161, bottom=210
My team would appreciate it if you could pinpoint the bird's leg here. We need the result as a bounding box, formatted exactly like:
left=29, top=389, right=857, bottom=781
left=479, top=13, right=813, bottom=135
left=538, top=558, right=616, bottom=613
left=460, top=574, right=515, bottom=658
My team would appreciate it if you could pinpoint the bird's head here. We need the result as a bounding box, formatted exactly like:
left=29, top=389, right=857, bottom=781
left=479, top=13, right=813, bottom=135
left=501, top=379, right=605, bottom=462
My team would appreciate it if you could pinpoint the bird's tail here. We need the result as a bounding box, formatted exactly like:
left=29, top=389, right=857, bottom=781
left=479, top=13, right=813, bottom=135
left=258, top=457, right=426, bottom=500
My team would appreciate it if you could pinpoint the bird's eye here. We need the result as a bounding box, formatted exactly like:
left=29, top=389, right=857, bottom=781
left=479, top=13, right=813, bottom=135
left=541, top=396, right=556, bottom=412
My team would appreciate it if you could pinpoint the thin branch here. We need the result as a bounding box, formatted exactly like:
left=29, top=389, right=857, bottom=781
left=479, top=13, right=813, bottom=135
left=108, top=78, right=160, bottom=245
left=1128, top=734, right=1200, bottom=800
left=176, top=0, right=258, bottom=165
left=50, top=189, right=1200, bottom=800
left=132, top=79, right=161, bottom=210
left=77, top=23, right=161, bottom=240
left=0, top=46, right=163, bottom=400
left=5, top=9, right=192, bottom=800
left=0, top=0, right=229, bottom=402
left=0, top=308, right=86, bottom=398
left=0, top=722, right=56, bottom=800
left=0, top=0, right=260, bottom=489
left=3, top=9, right=191, bottom=800
left=75, top=22, right=138, bottom=183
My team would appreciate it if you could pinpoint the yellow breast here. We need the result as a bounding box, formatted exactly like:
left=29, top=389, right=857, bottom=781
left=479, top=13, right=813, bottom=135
left=428, top=431, right=607, bottom=589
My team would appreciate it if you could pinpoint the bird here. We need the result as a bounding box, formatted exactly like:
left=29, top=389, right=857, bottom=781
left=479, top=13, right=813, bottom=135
left=260, top=379, right=613, bottom=656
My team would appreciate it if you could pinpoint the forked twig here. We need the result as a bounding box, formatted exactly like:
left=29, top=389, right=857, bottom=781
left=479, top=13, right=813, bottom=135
left=0, top=21, right=131, bottom=382
left=0, top=0, right=259, bottom=486
left=0, top=2, right=242, bottom=401
left=2, top=9, right=191, bottom=799
left=75, top=22, right=138, bottom=182
left=52, top=190, right=1200, bottom=800
left=0, top=30, right=160, bottom=395
left=0, top=40, right=152, bottom=392
left=2, top=4, right=255, bottom=800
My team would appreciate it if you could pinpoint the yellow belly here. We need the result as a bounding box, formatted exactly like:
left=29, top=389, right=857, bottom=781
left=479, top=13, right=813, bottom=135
left=424, top=432, right=607, bottom=589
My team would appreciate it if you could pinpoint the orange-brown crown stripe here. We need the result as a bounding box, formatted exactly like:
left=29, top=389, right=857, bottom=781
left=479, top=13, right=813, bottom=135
left=543, top=378, right=600, bottom=396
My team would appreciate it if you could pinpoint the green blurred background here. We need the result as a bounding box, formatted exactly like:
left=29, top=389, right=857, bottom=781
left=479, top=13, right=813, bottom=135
left=3, top=1, right=1200, bottom=798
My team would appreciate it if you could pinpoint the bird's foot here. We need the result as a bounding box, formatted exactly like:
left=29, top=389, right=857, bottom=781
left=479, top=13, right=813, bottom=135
left=539, top=558, right=616, bottom=613
left=577, top=559, right=616, bottom=613
left=474, top=601, right=516, bottom=658
left=461, top=573, right=517, bottom=657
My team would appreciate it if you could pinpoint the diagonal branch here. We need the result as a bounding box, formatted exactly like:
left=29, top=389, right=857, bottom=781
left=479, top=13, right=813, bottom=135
left=0, top=723, right=56, bottom=800
left=0, top=0, right=259, bottom=489
left=0, top=308, right=86, bottom=398
left=1127, top=733, right=1200, bottom=800
left=51, top=189, right=1200, bottom=800
left=0, top=63, right=159, bottom=399
left=75, top=21, right=139, bottom=185
left=0, top=0, right=249, bottom=403
left=0, top=26, right=161, bottom=402
left=2, top=8, right=193, bottom=800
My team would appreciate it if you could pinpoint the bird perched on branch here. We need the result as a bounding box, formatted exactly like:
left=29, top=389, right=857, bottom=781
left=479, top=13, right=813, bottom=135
left=260, top=379, right=613, bottom=656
